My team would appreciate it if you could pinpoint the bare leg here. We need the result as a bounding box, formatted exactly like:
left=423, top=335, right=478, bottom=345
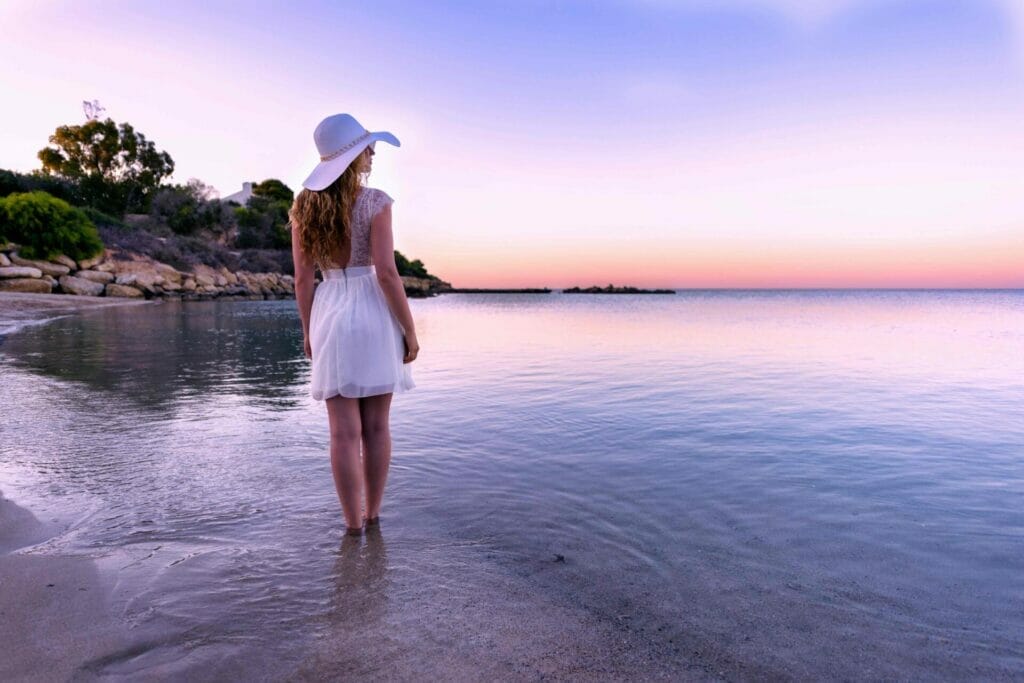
left=326, top=395, right=364, bottom=531
left=359, top=392, right=393, bottom=520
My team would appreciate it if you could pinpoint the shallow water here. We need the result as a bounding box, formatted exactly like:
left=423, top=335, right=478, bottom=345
left=1, top=290, right=1023, bottom=679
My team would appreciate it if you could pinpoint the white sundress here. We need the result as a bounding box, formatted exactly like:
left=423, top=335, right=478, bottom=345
left=308, top=187, right=416, bottom=400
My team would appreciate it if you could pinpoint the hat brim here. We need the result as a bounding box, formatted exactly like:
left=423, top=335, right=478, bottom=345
left=301, top=131, right=400, bottom=191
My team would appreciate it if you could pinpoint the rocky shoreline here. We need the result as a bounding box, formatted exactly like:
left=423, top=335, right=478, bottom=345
left=0, top=243, right=447, bottom=301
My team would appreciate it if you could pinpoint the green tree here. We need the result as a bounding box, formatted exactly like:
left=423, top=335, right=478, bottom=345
left=234, top=200, right=290, bottom=249
left=251, top=178, right=294, bottom=203
left=394, top=250, right=429, bottom=278
left=0, top=191, right=103, bottom=261
left=233, top=179, right=293, bottom=249
left=37, top=118, right=174, bottom=215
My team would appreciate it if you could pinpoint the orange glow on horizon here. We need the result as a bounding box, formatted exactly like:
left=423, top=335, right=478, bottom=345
left=428, top=237, right=1024, bottom=289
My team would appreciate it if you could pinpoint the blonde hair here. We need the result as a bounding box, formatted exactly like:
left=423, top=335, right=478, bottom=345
left=289, top=149, right=369, bottom=269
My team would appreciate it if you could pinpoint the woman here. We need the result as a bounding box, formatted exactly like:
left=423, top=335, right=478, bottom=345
left=289, top=113, right=420, bottom=537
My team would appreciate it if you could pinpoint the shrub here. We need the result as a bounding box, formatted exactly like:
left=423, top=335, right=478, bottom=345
left=0, top=168, right=84, bottom=205
left=234, top=197, right=290, bottom=249
left=0, top=191, right=103, bottom=261
left=237, top=248, right=293, bottom=275
left=150, top=180, right=232, bottom=236
left=81, top=206, right=126, bottom=229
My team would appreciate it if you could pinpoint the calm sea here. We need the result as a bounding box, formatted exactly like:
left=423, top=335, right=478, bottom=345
left=1, top=290, right=1022, bottom=680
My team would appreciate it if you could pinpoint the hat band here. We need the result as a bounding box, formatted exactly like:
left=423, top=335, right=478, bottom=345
left=319, top=131, right=372, bottom=162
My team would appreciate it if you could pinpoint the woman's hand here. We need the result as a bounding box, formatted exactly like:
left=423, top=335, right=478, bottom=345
left=403, top=333, right=419, bottom=363
left=304, top=335, right=312, bottom=360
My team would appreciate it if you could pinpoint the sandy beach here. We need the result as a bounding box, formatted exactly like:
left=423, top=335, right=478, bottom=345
left=0, top=492, right=140, bottom=681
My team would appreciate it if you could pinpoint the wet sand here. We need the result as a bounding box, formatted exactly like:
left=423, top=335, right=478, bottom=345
left=0, top=489, right=712, bottom=682
left=0, top=492, right=137, bottom=681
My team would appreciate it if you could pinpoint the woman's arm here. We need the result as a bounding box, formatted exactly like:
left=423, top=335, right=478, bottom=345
left=370, top=202, right=419, bottom=362
left=291, top=223, right=316, bottom=358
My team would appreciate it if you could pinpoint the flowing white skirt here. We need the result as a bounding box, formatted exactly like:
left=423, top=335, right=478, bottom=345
left=309, top=265, right=415, bottom=400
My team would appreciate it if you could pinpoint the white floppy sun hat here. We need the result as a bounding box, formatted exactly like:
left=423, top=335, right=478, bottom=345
left=301, top=113, right=400, bottom=191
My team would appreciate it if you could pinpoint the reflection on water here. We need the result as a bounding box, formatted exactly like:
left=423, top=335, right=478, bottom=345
left=3, top=299, right=309, bottom=412
left=1, top=290, right=1023, bottom=679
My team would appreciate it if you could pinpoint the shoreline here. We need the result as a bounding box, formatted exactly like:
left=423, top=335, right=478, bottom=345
left=0, top=489, right=139, bottom=681
left=0, top=291, right=154, bottom=340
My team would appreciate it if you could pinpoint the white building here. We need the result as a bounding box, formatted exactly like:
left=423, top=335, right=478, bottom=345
left=222, top=182, right=253, bottom=206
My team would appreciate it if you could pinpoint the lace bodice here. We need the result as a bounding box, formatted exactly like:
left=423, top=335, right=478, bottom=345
left=321, top=187, right=394, bottom=269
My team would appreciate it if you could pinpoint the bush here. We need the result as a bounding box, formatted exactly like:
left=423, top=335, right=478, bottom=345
left=237, top=248, right=293, bottom=275
left=81, top=206, right=126, bottom=229
left=234, top=197, right=290, bottom=249
left=150, top=180, right=232, bottom=236
left=0, top=168, right=84, bottom=205
left=0, top=191, right=103, bottom=261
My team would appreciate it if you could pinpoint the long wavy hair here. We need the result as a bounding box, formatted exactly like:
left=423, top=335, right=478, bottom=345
left=289, top=148, right=370, bottom=269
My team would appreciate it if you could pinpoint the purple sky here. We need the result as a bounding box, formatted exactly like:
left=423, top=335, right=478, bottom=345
left=2, top=0, right=1022, bottom=287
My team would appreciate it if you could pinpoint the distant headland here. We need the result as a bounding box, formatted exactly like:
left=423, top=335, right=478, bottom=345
left=445, top=287, right=553, bottom=293
left=563, top=284, right=676, bottom=294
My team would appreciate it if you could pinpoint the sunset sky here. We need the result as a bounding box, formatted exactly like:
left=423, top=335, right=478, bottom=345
left=2, top=0, right=1022, bottom=288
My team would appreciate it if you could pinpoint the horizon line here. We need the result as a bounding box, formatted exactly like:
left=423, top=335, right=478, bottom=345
left=452, top=286, right=1024, bottom=292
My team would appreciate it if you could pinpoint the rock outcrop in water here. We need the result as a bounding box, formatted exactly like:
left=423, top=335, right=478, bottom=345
left=562, top=284, right=675, bottom=294
left=0, top=242, right=448, bottom=300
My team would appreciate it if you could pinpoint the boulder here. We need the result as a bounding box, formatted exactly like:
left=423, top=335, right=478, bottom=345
left=42, top=275, right=58, bottom=289
left=160, top=281, right=182, bottom=292
left=192, top=263, right=220, bottom=280
left=77, top=253, right=106, bottom=270
left=401, top=276, right=432, bottom=294
left=0, top=252, right=10, bottom=267
left=53, top=254, right=77, bottom=269
left=194, top=274, right=215, bottom=288
left=0, top=278, right=53, bottom=293
left=8, top=253, right=70, bottom=277
left=153, top=262, right=183, bottom=284
left=219, top=267, right=238, bottom=285
left=58, top=274, right=105, bottom=296
left=115, top=272, right=164, bottom=294
left=74, top=270, right=115, bottom=284
left=182, top=278, right=197, bottom=291
left=105, top=283, right=145, bottom=298
left=0, top=266, right=43, bottom=279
